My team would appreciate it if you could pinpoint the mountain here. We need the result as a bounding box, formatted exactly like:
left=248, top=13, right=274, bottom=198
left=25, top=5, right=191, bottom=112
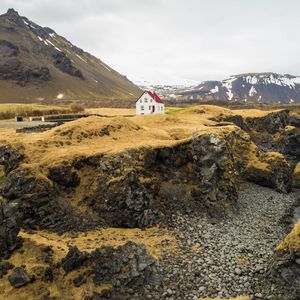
left=176, top=73, right=300, bottom=104
left=0, top=9, right=141, bottom=104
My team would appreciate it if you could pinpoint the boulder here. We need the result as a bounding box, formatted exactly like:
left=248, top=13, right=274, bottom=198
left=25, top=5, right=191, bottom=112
left=245, top=152, right=292, bottom=193
left=8, top=267, right=31, bottom=288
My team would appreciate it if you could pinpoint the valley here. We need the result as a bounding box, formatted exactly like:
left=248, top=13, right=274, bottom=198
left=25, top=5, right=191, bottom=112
left=0, top=105, right=300, bottom=299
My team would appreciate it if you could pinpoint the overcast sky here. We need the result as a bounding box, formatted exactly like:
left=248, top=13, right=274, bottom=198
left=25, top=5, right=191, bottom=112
left=1, top=0, right=300, bottom=85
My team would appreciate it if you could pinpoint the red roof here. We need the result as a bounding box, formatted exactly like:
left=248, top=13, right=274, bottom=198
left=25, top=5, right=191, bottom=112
left=136, top=91, right=164, bottom=104
left=147, top=91, right=164, bottom=103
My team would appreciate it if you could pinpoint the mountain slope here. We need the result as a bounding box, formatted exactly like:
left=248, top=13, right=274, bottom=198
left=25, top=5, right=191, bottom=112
left=178, top=73, right=300, bottom=104
left=0, top=9, right=141, bottom=104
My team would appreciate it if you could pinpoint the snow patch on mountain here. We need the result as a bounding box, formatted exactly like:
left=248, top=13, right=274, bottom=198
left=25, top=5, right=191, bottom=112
left=222, top=77, right=235, bottom=100
left=210, top=85, right=219, bottom=94
left=249, top=86, right=257, bottom=97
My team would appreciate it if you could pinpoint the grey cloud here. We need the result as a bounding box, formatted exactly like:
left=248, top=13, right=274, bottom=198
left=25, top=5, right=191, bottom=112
left=1, top=0, right=300, bottom=84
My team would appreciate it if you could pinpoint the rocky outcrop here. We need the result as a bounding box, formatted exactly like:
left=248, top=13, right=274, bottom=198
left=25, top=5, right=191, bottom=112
left=0, top=198, right=22, bottom=258
left=60, top=242, right=160, bottom=290
left=219, top=110, right=300, bottom=157
left=269, top=221, right=300, bottom=297
left=0, top=40, right=20, bottom=79
left=2, top=167, right=53, bottom=201
left=0, top=145, right=24, bottom=174
left=276, top=126, right=300, bottom=157
left=0, top=165, right=99, bottom=233
left=0, top=40, right=50, bottom=85
left=245, top=152, right=292, bottom=193
left=60, top=246, right=88, bottom=273
left=48, top=165, right=80, bottom=187
left=53, top=52, right=84, bottom=79
left=79, top=131, right=241, bottom=227
left=245, top=110, right=290, bottom=134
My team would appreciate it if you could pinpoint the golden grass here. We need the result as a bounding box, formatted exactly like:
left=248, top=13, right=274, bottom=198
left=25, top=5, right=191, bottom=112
left=0, top=103, right=79, bottom=120
left=0, top=104, right=285, bottom=174
left=0, top=105, right=241, bottom=168
left=0, top=238, right=111, bottom=300
left=198, top=297, right=251, bottom=300
left=86, top=107, right=135, bottom=116
left=0, top=226, right=177, bottom=299
left=246, top=151, right=285, bottom=172
left=236, top=257, right=250, bottom=266
left=293, top=162, right=300, bottom=187
left=19, top=226, right=177, bottom=261
left=277, top=220, right=300, bottom=253
left=0, top=165, right=4, bottom=185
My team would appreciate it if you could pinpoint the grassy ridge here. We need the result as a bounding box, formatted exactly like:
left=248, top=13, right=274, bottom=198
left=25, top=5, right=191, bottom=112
left=0, top=104, right=84, bottom=120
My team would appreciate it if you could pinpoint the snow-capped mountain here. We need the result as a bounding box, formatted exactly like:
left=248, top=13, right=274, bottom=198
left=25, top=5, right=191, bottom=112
left=177, top=73, right=300, bottom=104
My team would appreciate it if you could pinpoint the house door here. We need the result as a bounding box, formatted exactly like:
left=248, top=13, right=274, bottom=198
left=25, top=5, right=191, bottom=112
left=152, top=106, right=155, bottom=113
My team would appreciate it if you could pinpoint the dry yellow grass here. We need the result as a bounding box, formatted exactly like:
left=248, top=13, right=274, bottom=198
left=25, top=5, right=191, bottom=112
left=0, top=103, right=75, bottom=120
left=277, top=220, right=300, bottom=253
left=198, top=297, right=251, bottom=300
left=19, top=226, right=177, bottom=261
left=0, top=238, right=111, bottom=300
left=0, top=165, right=4, bottom=184
left=0, top=226, right=177, bottom=299
left=0, top=104, right=286, bottom=172
left=293, top=162, right=300, bottom=187
left=0, top=105, right=241, bottom=168
left=86, top=107, right=135, bottom=116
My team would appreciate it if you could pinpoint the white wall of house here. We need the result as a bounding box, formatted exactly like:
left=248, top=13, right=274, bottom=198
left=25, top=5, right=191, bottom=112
left=136, top=92, right=165, bottom=115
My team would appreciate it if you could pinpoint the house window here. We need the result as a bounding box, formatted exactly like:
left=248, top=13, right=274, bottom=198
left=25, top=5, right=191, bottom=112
left=150, top=99, right=152, bottom=102
left=141, top=105, right=144, bottom=110
left=144, top=98, right=148, bottom=103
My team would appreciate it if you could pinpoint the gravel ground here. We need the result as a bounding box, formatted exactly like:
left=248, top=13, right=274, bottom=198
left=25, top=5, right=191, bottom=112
left=151, top=182, right=299, bottom=300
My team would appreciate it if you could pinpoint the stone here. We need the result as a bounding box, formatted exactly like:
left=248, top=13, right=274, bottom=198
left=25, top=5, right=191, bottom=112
left=60, top=246, right=88, bottom=273
left=234, top=268, right=242, bottom=275
left=8, top=267, right=31, bottom=288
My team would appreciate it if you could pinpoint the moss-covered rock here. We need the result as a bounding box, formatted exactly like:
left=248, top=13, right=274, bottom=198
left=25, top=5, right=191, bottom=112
left=269, top=221, right=300, bottom=295
left=244, top=152, right=292, bottom=193
left=293, top=162, right=300, bottom=188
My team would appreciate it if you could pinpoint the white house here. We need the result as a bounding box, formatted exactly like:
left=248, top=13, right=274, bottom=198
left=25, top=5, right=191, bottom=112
left=136, top=91, right=165, bottom=115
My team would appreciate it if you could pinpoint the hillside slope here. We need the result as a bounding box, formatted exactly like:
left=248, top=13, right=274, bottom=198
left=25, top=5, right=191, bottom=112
left=177, top=73, right=300, bottom=104
left=0, top=9, right=141, bottom=104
